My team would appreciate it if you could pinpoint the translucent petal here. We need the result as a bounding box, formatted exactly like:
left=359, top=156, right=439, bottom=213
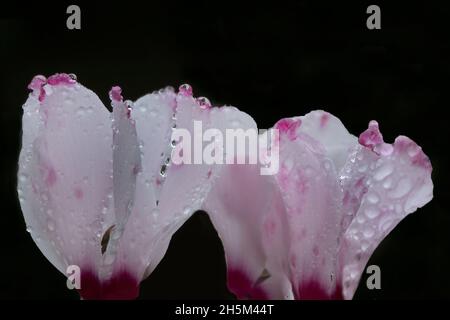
left=18, top=75, right=113, bottom=277
left=270, top=119, right=344, bottom=299
left=204, top=164, right=279, bottom=298
left=338, top=122, right=433, bottom=299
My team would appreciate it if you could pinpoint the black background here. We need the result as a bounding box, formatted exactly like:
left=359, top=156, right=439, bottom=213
left=0, top=1, right=448, bottom=299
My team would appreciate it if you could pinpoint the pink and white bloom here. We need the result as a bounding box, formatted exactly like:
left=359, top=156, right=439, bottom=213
left=18, top=73, right=433, bottom=300
left=204, top=111, right=433, bottom=299
left=18, top=73, right=254, bottom=299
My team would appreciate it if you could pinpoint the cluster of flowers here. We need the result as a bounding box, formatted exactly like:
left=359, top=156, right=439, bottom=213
left=18, top=73, right=433, bottom=299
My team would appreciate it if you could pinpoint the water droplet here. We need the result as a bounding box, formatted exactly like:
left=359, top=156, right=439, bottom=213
left=407, top=145, right=420, bottom=157
left=366, top=192, right=379, bottom=204
left=68, top=73, right=77, bottom=81
left=165, top=85, right=175, bottom=92
left=361, top=241, right=370, bottom=251
left=171, top=140, right=177, bottom=147
left=26, top=226, right=32, bottom=233
left=358, top=163, right=368, bottom=173
left=151, top=208, right=159, bottom=219
left=178, top=84, right=193, bottom=96
left=404, top=194, right=420, bottom=212
left=125, top=100, right=133, bottom=112
left=382, top=177, right=393, bottom=189
left=323, top=160, right=331, bottom=171
left=197, top=97, right=211, bottom=109
left=389, top=178, right=412, bottom=199
left=18, top=174, right=28, bottom=183
left=356, top=214, right=365, bottom=224
left=76, top=107, right=86, bottom=117
left=379, top=216, right=394, bottom=232
left=356, top=152, right=364, bottom=161
left=365, top=206, right=380, bottom=219
left=231, top=120, right=241, bottom=127
left=183, top=206, right=191, bottom=215
left=160, top=164, right=167, bottom=177
left=47, top=219, right=55, bottom=231
left=363, top=227, right=374, bottom=239
left=373, top=163, right=393, bottom=181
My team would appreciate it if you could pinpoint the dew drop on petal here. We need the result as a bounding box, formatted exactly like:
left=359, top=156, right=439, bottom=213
left=382, top=177, right=393, bottom=189
left=76, top=107, right=85, bottom=117
left=197, top=97, right=211, bottom=109
left=407, top=145, right=420, bottom=158
left=47, top=219, right=55, bottom=231
left=178, top=84, right=193, bottom=96
left=365, top=206, right=380, bottom=219
left=323, top=160, right=331, bottom=171
left=361, top=241, right=370, bottom=251
left=358, top=163, right=368, bottom=173
left=366, top=192, right=379, bottom=204
left=389, top=178, right=412, bottom=199
left=151, top=208, right=159, bottom=219
left=356, top=214, right=366, bottom=224
left=374, top=163, right=394, bottom=181
left=160, top=164, right=167, bottom=177
left=363, top=227, right=375, bottom=239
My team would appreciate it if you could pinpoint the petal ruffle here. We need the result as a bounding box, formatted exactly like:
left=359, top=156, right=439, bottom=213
left=338, top=121, right=433, bottom=299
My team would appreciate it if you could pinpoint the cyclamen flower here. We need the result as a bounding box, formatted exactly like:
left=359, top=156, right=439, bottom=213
left=204, top=111, right=433, bottom=299
left=18, top=73, right=254, bottom=299
left=18, top=73, right=433, bottom=300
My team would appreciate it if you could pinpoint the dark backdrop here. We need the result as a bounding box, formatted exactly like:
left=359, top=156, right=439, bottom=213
left=0, top=1, right=448, bottom=299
